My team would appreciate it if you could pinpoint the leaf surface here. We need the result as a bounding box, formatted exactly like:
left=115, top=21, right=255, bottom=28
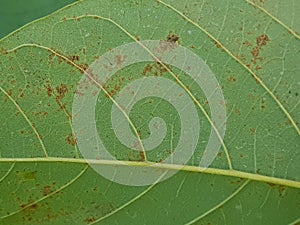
left=0, top=0, right=299, bottom=224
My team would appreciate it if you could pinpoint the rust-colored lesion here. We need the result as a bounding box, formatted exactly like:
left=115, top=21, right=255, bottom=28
left=54, top=83, right=72, bottom=118
left=251, top=34, right=269, bottom=64
left=66, top=133, right=77, bottom=146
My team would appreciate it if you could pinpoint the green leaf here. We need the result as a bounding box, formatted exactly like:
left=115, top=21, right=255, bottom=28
left=0, top=0, right=299, bottom=224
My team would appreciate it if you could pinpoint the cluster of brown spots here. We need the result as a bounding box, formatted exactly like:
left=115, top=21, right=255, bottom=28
left=3, top=89, right=12, bottom=102
left=227, top=75, right=237, bottom=82
left=167, top=149, right=173, bottom=155
left=78, top=63, right=89, bottom=74
left=156, top=34, right=180, bottom=54
left=261, top=99, right=265, bottom=110
left=212, top=40, right=222, bottom=48
left=48, top=48, right=87, bottom=74
left=54, top=84, right=71, bottom=118
left=142, top=62, right=171, bottom=77
left=56, top=84, right=68, bottom=99
left=73, top=15, right=81, bottom=21
left=167, top=33, right=180, bottom=44
left=85, top=217, right=96, bottom=224
left=251, top=34, right=269, bottom=64
left=115, top=55, right=127, bottom=66
left=256, top=34, right=269, bottom=46
left=142, top=64, right=153, bottom=75
left=66, top=133, right=77, bottom=146
left=67, top=55, right=80, bottom=61
left=45, top=85, right=53, bottom=97
left=42, top=185, right=53, bottom=196
left=20, top=203, right=38, bottom=210
left=31, top=111, right=49, bottom=118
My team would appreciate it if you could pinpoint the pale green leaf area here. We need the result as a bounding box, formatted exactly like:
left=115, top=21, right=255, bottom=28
left=0, top=0, right=299, bottom=225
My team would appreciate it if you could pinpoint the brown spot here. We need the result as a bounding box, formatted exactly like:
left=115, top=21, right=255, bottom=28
left=278, top=185, right=286, bottom=196
left=217, top=152, right=222, bottom=157
left=267, top=182, right=276, bottom=187
left=255, top=65, right=262, bottom=70
left=243, top=41, right=252, bottom=47
left=249, top=127, right=256, bottom=135
left=66, top=133, right=77, bottom=146
left=167, top=149, right=173, bottom=155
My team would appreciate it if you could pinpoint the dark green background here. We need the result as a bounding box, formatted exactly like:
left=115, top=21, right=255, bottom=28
left=0, top=0, right=77, bottom=38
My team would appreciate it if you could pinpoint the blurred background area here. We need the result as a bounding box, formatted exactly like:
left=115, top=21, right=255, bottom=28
left=0, top=0, right=77, bottom=38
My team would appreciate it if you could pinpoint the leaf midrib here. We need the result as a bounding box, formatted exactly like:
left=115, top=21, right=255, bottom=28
left=0, top=157, right=299, bottom=188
